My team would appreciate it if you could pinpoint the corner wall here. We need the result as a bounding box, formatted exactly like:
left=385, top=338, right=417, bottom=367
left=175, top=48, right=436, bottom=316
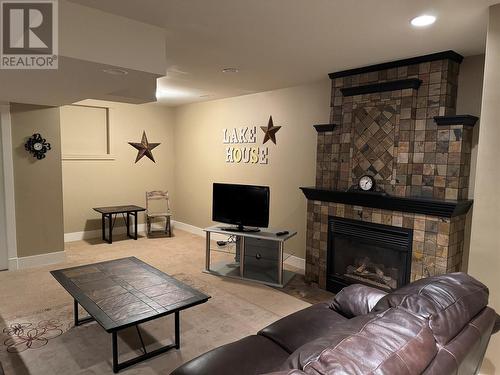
left=456, top=55, right=485, bottom=272
left=469, top=3, right=500, bottom=317
left=468, top=5, right=500, bottom=372
left=10, top=103, right=65, bottom=259
left=61, top=100, right=175, bottom=236
left=0, top=110, right=8, bottom=270
left=173, top=80, right=331, bottom=258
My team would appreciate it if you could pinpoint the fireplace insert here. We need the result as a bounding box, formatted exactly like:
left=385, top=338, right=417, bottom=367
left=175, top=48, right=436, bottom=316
left=327, top=217, right=412, bottom=293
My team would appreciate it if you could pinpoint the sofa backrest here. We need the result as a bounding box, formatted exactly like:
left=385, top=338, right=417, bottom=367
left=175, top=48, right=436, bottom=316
left=373, top=272, right=489, bottom=346
left=422, top=306, right=496, bottom=375
left=330, top=284, right=387, bottom=318
left=281, top=273, right=495, bottom=375
left=281, top=307, right=437, bottom=375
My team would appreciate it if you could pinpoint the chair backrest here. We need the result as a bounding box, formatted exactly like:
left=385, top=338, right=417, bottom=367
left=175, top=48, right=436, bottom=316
left=146, top=190, right=170, bottom=214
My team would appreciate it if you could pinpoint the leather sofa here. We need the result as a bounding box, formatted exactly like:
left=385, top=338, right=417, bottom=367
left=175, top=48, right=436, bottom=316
left=171, top=273, right=498, bottom=375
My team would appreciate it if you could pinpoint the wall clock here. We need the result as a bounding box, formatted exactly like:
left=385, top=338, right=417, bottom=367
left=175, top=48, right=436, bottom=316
left=359, top=175, right=375, bottom=191
left=25, top=133, right=51, bottom=160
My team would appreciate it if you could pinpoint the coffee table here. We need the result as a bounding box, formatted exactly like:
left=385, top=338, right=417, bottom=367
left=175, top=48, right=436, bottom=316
left=51, top=257, right=210, bottom=373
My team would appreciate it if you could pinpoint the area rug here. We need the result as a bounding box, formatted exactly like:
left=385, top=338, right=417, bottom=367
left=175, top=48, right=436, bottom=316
left=0, top=230, right=311, bottom=374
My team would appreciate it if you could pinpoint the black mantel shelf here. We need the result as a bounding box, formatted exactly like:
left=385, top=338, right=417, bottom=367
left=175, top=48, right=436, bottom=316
left=340, top=79, right=422, bottom=97
left=300, top=187, right=473, bottom=218
left=313, top=124, right=337, bottom=132
left=434, top=115, right=478, bottom=127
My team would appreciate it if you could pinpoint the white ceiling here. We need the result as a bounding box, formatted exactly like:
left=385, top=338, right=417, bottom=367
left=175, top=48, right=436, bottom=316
left=0, top=0, right=166, bottom=106
left=0, top=57, right=160, bottom=106
left=18, top=0, right=500, bottom=106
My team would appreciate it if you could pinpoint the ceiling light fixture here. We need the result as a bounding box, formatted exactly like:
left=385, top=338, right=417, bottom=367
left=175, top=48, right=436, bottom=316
left=102, top=68, right=128, bottom=75
left=221, top=67, right=239, bottom=73
left=410, top=15, right=436, bottom=27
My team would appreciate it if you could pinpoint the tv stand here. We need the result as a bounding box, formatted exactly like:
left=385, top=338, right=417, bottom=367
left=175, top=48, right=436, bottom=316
left=203, top=226, right=297, bottom=287
left=218, top=226, right=260, bottom=233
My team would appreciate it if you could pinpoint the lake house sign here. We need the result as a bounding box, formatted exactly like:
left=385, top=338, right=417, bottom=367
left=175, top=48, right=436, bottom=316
left=223, top=116, right=281, bottom=164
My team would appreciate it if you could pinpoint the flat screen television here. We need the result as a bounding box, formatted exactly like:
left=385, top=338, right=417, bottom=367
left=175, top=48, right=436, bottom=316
left=212, top=183, right=270, bottom=232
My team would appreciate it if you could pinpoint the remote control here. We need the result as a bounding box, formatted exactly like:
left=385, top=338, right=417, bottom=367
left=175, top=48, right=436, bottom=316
left=276, top=231, right=289, bottom=236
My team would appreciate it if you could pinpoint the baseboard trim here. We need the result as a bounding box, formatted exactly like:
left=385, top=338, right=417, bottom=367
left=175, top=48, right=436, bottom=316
left=64, top=221, right=228, bottom=243
left=9, top=251, right=66, bottom=270
left=283, top=254, right=306, bottom=270
left=171, top=221, right=227, bottom=241
left=64, top=224, right=149, bottom=242
left=8, top=257, right=17, bottom=270
left=63, top=220, right=306, bottom=272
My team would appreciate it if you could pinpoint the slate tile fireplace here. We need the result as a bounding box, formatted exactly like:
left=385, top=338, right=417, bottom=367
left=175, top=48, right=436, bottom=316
left=301, top=51, right=477, bottom=292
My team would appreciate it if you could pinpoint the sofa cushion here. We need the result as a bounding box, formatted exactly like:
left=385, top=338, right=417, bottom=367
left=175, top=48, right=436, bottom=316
left=170, top=335, right=288, bottom=375
left=258, top=303, right=348, bottom=353
left=330, top=284, right=387, bottom=318
left=281, top=307, right=437, bottom=375
left=373, top=272, right=489, bottom=345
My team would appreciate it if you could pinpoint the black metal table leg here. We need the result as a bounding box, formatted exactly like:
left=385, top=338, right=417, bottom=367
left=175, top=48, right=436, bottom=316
left=102, top=214, right=111, bottom=243
left=112, top=331, right=118, bottom=373
left=126, top=213, right=130, bottom=238
left=101, top=214, right=105, bottom=241
left=135, top=325, right=147, bottom=354
left=108, top=214, right=113, bottom=244
left=175, top=311, right=180, bottom=349
left=74, top=299, right=94, bottom=326
left=134, top=212, right=138, bottom=240
left=110, top=312, right=181, bottom=373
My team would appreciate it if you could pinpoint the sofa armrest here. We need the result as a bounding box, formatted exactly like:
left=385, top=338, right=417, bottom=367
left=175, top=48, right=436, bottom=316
left=330, top=284, right=387, bottom=318
left=494, top=313, right=500, bottom=334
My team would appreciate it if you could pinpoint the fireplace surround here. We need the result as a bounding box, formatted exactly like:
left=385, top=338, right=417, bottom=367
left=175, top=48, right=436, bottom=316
left=301, top=51, right=477, bottom=291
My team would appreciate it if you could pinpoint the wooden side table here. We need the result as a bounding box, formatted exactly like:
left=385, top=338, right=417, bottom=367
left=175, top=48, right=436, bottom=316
left=93, top=205, right=146, bottom=244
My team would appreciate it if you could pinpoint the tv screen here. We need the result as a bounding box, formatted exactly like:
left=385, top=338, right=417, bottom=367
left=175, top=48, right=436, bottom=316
left=212, top=183, right=270, bottom=230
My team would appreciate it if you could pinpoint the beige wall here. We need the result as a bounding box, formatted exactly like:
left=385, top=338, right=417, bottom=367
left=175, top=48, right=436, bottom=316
left=469, top=5, right=500, bottom=373
left=10, top=104, right=65, bottom=258
left=469, top=4, right=500, bottom=310
left=456, top=55, right=485, bottom=272
left=61, top=100, right=175, bottom=233
left=456, top=54, right=485, bottom=199
left=0, top=112, right=7, bottom=269
left=173, top=80, right=331, bottom=258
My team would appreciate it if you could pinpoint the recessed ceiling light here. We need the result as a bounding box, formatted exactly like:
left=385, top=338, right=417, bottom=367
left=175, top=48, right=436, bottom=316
left=221, top=67, right=239, bottom=73
left=411, top=15, right=436, bottom=27
left=199, top=94, right=211, bottom=98
left=102, top=68, right=128, bottom=75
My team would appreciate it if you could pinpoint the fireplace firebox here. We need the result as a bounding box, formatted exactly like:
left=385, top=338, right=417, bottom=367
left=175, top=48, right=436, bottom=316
left=327, top=217, right=412, bottom=293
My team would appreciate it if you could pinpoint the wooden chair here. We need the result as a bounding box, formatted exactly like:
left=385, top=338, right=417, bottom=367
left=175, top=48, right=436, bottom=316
left=145, top=190, right=172, bottom=237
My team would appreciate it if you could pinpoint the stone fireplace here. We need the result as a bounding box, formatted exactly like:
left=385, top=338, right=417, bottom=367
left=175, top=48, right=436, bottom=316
left=301, top=51, right=477, bottom=291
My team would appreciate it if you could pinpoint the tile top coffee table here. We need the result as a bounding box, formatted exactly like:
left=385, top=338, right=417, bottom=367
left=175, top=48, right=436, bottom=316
left=51, top=257, right=210, bottom=373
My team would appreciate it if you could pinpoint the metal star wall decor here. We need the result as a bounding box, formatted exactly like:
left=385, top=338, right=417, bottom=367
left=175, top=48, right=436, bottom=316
left=128, top=131, right=160, bottom=163
left=260, top=116, right=282, bottom=145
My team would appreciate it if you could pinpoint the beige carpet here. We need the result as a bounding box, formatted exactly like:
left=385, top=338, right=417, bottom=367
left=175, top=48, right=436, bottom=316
left=0, top=230, right=312, bottom=375
left=2, top=230, right=495, bottom=375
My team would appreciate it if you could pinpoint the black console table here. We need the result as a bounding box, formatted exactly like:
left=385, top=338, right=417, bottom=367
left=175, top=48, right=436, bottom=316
left=203, top=226, right=297, bottom=287
left=93, top=205, right=146, bottom=244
